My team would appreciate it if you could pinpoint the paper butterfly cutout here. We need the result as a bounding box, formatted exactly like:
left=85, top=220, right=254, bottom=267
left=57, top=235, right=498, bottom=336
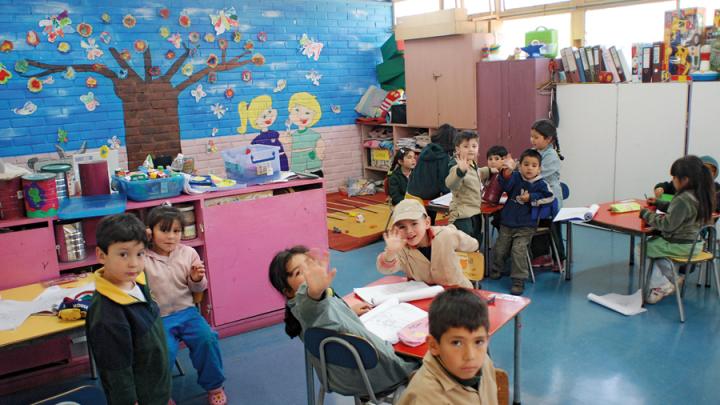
left=167, top=33, right=182, bottom=49
left=12, top=101, right=38, bottom=115
left=39, top=10, right=74, bottom=43
left=305, top=70, right=322, bottom=86
left=210, top=7, right=239, bottom=36
left=211, top=103, right=227, bottom=119
left=331, top=105, right=341, bottom=114
left=273, top=79, right=287, bottom=93
left=63, top=67, right=75, bottom=80
left=299, top=34, right=324, bottom=61
left=80, top=92, right=100, bottom=111
left=57, top=129, right=68, bottom=143
left=107, top=136, right=121, bottom=149
left=42, top=76, right=54, bottom=85
left=81, top=38, right=104, bottom=60
left=191, top=84, right=206, bottom=103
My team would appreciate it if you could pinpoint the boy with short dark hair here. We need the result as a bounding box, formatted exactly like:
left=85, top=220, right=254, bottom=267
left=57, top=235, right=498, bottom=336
left=445, top=131, right=485, bottom=244
left=86, top=213, right=172, bottom=405
left=398, top=288, right=498, bottom=405
left=489, top=149, right=554, bottom=295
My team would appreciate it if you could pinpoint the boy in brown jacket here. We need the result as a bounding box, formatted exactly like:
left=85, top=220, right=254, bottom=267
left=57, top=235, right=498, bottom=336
left=398, top=288, right=498, bottom=405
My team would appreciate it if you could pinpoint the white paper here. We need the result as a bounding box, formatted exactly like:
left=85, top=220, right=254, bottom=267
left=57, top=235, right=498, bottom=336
left=0, top=282, right=95, bottom=331
left=359, top=298, right=428, bottom=344
left=429, top=193, right=452, bottom=207
left=587, top=289, right=647, bottom=316
left=554, top=204, right=599, bottom=223
left=354, top=281, right=443, bottom=306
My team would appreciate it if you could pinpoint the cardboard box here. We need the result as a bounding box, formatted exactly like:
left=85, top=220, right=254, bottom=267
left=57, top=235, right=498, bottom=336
left=395, top=9, right=476, bottom=40
left=663, top=7, right=706, bottom=81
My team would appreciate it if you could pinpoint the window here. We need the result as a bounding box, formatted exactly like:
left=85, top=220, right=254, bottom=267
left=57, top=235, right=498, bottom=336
left=502, top=0, right=568, bottom=10
left=393, top=0, right=441, bottom=22
left=495, top=13, right=571, bottom=58
left=466, top=0, right=494, bottom=15
left=585, top=2, right=674, bottom=65
left=677, top=0, right=720, bottom=15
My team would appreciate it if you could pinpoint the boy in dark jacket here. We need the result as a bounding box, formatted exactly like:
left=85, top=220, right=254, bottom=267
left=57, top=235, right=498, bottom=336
left=653, top=155, right=720, bottom=210
left=488, top=149, right=554, bottom=295
left=87, top=214, right=172, bottom=405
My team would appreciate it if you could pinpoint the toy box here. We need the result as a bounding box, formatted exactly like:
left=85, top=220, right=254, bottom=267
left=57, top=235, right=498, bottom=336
left=113, top=175, right=184, bottom=201
left=663, top=7, right=706, bottom=81
left=222, top=144, right=281, bottom=186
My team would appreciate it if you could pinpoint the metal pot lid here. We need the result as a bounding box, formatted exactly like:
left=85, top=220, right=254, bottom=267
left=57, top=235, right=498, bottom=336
left=40, top=163, right=73, bottom=173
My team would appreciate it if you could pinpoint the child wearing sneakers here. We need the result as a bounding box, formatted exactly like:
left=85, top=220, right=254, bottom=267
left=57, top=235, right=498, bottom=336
left=144, top=206, right=227, bottom=405
left=398, top=288, right=498, bottom=405
left=489, top=149, right=554, bottom=295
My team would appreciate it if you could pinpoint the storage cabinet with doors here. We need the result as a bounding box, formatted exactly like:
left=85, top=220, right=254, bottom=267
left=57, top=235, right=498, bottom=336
left=358, top=123, right=436, bottom=182
left=476, top=59, right=551, bottom=157
left=404, top=33, right=493, bottom=129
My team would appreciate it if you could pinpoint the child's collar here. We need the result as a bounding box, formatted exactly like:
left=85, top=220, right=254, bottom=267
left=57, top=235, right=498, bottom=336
left=94, top=268, right=147, bottom=305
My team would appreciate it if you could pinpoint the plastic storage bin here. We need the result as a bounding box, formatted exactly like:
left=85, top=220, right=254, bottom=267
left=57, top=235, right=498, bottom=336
left=112, top=175, right=185, bottom=201
left=222, top=145, right=281, bottom=186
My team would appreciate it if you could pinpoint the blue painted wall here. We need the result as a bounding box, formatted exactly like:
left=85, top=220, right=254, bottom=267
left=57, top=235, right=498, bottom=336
left=0, top=0, right=391, bottom=157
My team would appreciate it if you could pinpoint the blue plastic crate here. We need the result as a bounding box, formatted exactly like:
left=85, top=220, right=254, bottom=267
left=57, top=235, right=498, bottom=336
left=222, top=145, right=282, bottom=186
left=112, top=175, right=185, bottom=201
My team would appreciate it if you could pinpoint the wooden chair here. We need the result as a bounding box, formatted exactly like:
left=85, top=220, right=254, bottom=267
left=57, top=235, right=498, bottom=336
left=174, top=290, right=205, bottom=376
left=496, top=368, right=509, bottom=405
left=643, top=225, right=718, bottom=322
left=458, top=251, right=485, bottom=289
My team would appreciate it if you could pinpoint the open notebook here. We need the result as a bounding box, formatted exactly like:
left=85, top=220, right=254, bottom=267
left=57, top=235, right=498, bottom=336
left=359, top=298, right=428, bottom=344
left=354, top=281, right=444, bottom=306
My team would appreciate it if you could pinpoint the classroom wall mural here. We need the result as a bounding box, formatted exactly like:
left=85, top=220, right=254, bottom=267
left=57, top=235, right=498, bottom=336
left=0, top=0, right=391, bottom=173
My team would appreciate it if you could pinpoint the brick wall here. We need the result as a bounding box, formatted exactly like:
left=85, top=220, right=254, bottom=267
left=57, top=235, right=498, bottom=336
left=0, top=0, right=390, bottom=190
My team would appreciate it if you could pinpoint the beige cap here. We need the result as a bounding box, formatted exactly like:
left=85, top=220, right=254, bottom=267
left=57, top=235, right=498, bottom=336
left=391, top=199, right=427, bottom=226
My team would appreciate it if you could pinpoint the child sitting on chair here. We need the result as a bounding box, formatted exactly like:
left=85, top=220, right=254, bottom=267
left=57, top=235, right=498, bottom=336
left=489, top=149, right=554, bottom=295
left=387, top=147, right=417, bottom=206
left=652, top=155, right=720, bottom=212
left=377, top=199, right=478, bottom=288
left=269, top=246, right=417, bottom=397
left=398, top=288, right=498, bottom=405
left=144, top=206, right=227, bottom=405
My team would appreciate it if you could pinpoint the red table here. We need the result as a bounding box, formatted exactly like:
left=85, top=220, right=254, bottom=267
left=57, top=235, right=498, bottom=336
left=344, top=276, right=531, bottom=405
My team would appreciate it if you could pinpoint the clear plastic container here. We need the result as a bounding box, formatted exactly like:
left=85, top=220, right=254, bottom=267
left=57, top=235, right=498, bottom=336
left=222, top=145, right=281, bottom=186
left=112, top=175, right=185, bottom=201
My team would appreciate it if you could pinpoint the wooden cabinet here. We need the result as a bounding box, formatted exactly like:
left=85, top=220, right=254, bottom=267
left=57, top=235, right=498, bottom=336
left=405, top=33, right=493, bottom=129
left=476, top=59, right=551, bottom=157
left=358, top=123, right=436, bottom=181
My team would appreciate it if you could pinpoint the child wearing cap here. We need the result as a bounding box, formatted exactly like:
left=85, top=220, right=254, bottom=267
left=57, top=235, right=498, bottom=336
left=377, top=199, right=478, bottom=288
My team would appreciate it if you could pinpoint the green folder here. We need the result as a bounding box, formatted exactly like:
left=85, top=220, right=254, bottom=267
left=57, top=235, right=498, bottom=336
left=610, top=202, right=642, bottom=213
left=659, top=194, right=674, bottom=202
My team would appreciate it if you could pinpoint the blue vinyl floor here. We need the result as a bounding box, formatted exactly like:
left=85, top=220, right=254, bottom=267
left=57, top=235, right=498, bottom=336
left=6, top=225, right=720, bottom=404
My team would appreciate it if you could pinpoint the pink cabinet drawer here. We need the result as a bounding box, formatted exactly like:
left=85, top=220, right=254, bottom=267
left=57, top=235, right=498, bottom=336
left=0, top=226, right=59, bottom=290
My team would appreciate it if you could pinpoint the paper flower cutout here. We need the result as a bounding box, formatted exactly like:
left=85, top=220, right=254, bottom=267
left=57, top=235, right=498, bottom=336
left=218, top=38, right=228, bottom=50
left=57, top=129, right=68, bottom=143
left=159, top=8, right=170, bottom=19
left=63, top=67, right=75, bottom=79
left=57, top=41, right=70, bottom=53
left=257, top=31, right=267, bottom=42
left=188, top=32, right=200, bottom=43
left=85, top=76, right=97, bottom=88
left=12, top=101, right=37, bottom=115
left=244, top=39, right=254, bottom=51
left=305, top=70, right=322, bottom=86
left=160, top=27, right=170, bottom=38
left=191, top=84, right=206, bottom=102
left=167, top=33, right=182, bottom=48
left=120, top=49, right=131, bottom=61
left=123, top=14, right=136, bottom=28
left=210, top=7, right=239, bottom=36
left=14, top=59, right=28, bottom=73
left=118, top=69, right=128, bottom=79
left=252, top=53, right=265, bottom=66
left=27, top=77, right=42, bottom=92
left=224, top=88, right=234, bottom=99
left=43, top=76, right=54, bottom=85
left=0, top=40, right=13, bottom=52
left=206, top=139, right=217, bottom=153
left=182, top=63, right=194, bottom=77
left=241, top=70, right=251, bottom=82
left=39, top=10, right=73, bottom=43
left=99, top=31, right=111, bottom=45
left=211, top=103, right=227, bottom=119
left=233, top=32, right=242, bottom=43
left=99, top=145, right=110, bottom=159
left=101, top=13, right=111, bottom=24
left=77, top=22, right=93, bottom=37
left=81, top=38, right=104, bottom=60
left=107, top=136, right=121, bottom=149
left=26, top=31, right=40, bottom=47
left=299, top=34, right=324, bottom=61
left=134, top=40, right=147, bottom=53
left=206, top=54, right=219, bottom=68
left=80, top=92, right=99, bottom=111
left=0, top=64, right=11, bottom=84
left=179, top=14, right=191, bottom=28
left=204, top=33, right=215, bottom=43
left=165, top=50, right=176, bottom=59
left=273, top=79, right=286, bottom=93
left=149, top=66, right=161, bottom=76
left=208, top=71, right=217, bottom=83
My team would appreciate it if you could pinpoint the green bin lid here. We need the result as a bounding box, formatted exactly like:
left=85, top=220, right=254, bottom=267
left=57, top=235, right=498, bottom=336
left=40, top=163, right=73, bottom=173
left=22, top=172, right=57, bottom=181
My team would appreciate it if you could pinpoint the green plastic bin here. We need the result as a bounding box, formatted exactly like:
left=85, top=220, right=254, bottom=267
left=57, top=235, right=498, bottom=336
left=525, top=26, right=558, bottom=58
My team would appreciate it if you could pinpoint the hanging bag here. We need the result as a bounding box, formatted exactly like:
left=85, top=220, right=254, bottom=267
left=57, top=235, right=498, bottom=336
left=482, top=172, right=503, bottom=204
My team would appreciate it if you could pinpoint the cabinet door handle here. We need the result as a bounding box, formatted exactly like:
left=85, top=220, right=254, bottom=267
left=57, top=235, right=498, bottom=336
left=432, top=72, right=442, bottom=80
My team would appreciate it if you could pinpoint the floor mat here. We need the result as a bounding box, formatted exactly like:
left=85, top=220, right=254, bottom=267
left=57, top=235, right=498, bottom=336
left=327, top=193, right=389, bottom=251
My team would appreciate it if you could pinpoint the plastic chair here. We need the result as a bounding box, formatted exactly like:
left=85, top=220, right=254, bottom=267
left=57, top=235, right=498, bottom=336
left=643, top=225, right=719, bottom=322
left=526, top=199, right=564, bottom=283
left=174, top=290, right=205, bottom=376
left=31, top=385, right=107, bottom=405
left=304, top=327, right=406, bottom=405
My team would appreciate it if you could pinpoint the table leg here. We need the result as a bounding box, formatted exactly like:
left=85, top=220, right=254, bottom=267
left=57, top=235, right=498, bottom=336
left=305, top=350, right=316, bottom=405
left=483, top=213, right=491, bottom=277
left=513, top=314, right=522, bottom=405
left=639, top=234, right=648, bottom=296
left=629, top=235, right=635, bottom=266
left=565, top=222, right=572, bottom=281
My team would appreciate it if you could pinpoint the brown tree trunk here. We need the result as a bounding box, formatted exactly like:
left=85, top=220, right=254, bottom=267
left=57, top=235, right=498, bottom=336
left=119, top=80, right=182, bottom=169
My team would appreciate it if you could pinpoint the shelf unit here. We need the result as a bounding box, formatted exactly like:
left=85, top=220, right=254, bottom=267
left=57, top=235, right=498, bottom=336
left=357, top=122, right=437, bottom=181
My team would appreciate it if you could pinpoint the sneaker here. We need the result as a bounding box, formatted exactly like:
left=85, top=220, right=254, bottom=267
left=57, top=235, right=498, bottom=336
left=489, top=269, right=502, bottom=280
left=531, top=255, right=553, bottom=268
left=510, top=278, right=525, bottom=295
left=208, top=388, right=227, bottom=405
left=646, top=282, right=675, bottom=305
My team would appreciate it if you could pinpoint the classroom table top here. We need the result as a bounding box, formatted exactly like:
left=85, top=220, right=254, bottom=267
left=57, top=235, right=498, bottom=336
left=0, top=275, right=94, bottom=349
left=344, top=275, right=531, bottom=359
left=590, top=200, right=655, bottom=235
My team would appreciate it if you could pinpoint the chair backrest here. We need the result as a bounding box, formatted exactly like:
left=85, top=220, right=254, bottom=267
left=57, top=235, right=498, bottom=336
left=496, top=368, right=509, bottom=405
left=304, top=328, right=379, bottom=370
left=531, top=198, right=559, bottom=224
left=458, top=251, right=485, bottom=281
left=31, top=385, right=107, bottom=405
left=686, top=224, right=717, bottom=262
left=560, top=182, right=570, bottom=200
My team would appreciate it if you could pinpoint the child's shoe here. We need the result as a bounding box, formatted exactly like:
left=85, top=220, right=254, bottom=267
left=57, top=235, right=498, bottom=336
left=646, top=282, right=675, bottom=304
left=208, top=387, right=227, bottom=405
left=510, top=278, right=525, bottom=295
left=489, top=269, right=503, bottom=280
left=531, top=255, right=553, bottom=268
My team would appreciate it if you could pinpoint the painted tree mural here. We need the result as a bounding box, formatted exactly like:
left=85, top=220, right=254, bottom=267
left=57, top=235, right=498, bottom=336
left=15, top=8, right=264, bottom=169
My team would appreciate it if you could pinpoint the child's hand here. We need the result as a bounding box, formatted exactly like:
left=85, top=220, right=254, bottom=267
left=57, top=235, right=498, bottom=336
left=518, top=189, right=530, bottom=203
left=654, top=187, right=664, bottom=198
left=456, top=151, right=469, bottom=173
left=351, top=301, right=371, bottom=316
left=305, top=253, right=337, bottom=300
left=190, top=263, right=205, bottom=282
left=503, top=154, right=516, bottom=171
left=383, top=228, right=406, bottom=256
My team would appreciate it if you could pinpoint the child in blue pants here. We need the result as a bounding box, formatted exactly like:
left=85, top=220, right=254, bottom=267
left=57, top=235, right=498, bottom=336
left=144, top=206, right=227, bottom=405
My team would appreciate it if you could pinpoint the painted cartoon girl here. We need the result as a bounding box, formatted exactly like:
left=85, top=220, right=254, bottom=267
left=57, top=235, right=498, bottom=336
left=284, top=92, right=324, bottom=176
left=238, top=95, right=288, bottom=171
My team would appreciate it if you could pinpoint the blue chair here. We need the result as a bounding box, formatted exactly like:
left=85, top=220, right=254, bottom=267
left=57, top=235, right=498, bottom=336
left=527, top=198, right=565, bottom=282
left=561, top=182, right=570, bottom=200
left=304, top=327, right=406, bottom=405
left=31, top=385, right=106, bottom=405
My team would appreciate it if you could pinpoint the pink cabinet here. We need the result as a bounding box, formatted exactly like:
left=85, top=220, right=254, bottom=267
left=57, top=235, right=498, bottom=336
left=202, top=188, right=328, bottom=327
left=0, top=225, right=59, bottom=290
left=477, top=59, right=551, bottom=157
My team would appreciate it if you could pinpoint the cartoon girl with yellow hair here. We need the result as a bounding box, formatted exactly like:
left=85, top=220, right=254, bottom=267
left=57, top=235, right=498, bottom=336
left=238, top=95, right=288, bottom=171
left=284, top=92, right=325, bottom=175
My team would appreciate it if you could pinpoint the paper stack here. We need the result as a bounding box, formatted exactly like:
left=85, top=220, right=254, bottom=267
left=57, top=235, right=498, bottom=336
left=553, top=204, right=600, bottom=222
left=354, top=281, right=444, bottom=306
